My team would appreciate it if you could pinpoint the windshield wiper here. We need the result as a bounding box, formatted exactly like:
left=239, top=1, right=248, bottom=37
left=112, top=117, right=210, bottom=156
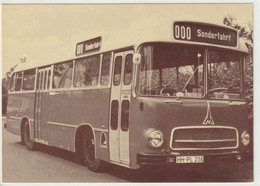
left=181, top=65, right=199, bottom=93
left=212, top=68, right=225, bottom=87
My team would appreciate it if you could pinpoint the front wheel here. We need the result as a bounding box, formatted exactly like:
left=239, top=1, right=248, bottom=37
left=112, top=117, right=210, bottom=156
left=23, top=121, right=36, bottom=150
left=82, top=131, right=102, bottom=172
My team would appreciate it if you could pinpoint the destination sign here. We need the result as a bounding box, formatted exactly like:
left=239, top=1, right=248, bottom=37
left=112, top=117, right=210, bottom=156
left=173, top=22, right=237, bottom=47
left=75, top=36, right=102, bottom=56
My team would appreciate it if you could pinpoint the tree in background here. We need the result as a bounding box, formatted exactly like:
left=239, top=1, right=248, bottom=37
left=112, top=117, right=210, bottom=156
left=2, top=68, right=14, bottom=115
left=223, top=14, right=253, bottom=134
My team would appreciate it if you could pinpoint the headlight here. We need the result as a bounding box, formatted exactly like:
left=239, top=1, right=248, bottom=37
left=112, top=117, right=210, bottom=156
left=241, top=131, right=250, bottom=146
left=147, top=129, right=164, bottom=148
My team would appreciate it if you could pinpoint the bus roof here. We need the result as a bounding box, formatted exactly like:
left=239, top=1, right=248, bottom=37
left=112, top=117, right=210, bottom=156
left=13, top=20, right=249, bottom=73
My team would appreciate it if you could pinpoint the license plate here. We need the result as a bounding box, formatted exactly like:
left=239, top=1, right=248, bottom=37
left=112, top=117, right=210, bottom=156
left=176, top=156, right=204, bottom=164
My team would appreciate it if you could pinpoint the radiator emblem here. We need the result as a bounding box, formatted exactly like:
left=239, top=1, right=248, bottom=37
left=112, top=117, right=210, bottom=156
left=203, top=102, right=215, bottom=125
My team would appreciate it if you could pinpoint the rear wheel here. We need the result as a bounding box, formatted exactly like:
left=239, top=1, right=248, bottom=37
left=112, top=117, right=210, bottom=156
left=23, top=121, right=36, bottom=150
left=81, top=131, right=102, bottom=172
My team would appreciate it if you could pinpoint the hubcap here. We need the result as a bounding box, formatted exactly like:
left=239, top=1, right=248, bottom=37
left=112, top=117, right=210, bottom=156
left=84, top=136, right=95, bottom=166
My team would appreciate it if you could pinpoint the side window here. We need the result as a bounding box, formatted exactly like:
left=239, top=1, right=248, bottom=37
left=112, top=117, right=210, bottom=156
left=43, top=70, right=47, bottom=90
left=53, top=61, right=73, bottom=89
left=113, top=56, right=122, bottom=86
left=111, top=100, right=119, bottom=130
left=22, top=69, right=36, bottom=91
left=74, top=55, right=100, bottom=87
left=100, top=53, right=111, bottom=86
left=121, top=100, right=130, bottom=131
left=10, top=74, right=15, bottom=92
left=36, top=70, right=41, bottom=90
left=47, top=69, right=51, bottom=90
left=124, top=54, right=133, bottom=85
left=14, top=72, right=23, bottom=91
left=40, top=71, right=44, bottom=90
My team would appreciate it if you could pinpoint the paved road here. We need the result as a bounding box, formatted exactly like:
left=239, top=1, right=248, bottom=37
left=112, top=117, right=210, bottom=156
left=2, top=117, right=253, bottom=183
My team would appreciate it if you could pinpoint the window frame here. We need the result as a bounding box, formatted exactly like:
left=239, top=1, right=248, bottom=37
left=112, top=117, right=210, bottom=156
left=121, top=100, right=130, bottom=132
left=135, top=43, right=207, bottom=99
left=13, top=71, right=23, bottom=92
left=52, top=60, right=73, bottom=89
left=123, top=53, right=133, bottom=85
left=111, top=100, right=119, bottom=130
left=100, top=53, right=112, bottom=86
left=22, top=69, right=36, bottom=91
left=113, top=56, right=123, bottom=86
left=73, top=55, right=101, bottom=88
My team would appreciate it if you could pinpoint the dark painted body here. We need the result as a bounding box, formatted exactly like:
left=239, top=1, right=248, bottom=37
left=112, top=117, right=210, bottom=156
left=6, top=92, right=35, bottom=136
left=47, top=88, right=111, bottom=161
left=128, top=95, right=249, bottom=168
left=6, top=88, right=111, bottom=163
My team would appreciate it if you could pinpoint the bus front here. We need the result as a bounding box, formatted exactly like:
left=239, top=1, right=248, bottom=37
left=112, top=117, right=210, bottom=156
left=129, top=21, right=251, bottom=168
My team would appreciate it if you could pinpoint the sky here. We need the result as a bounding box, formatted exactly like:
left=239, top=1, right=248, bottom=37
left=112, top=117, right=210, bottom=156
left=1, top=4, right=253, bottom=77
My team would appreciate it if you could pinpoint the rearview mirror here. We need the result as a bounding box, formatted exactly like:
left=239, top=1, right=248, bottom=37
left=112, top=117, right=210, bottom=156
left=133, top=53, right=141, bottom=65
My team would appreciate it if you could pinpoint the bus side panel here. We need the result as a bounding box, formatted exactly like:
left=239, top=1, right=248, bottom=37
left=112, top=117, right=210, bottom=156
left=70, top=88, right=110, bottom=161
left=47, top=91, right=72, bottom=149
left=94, top=131, right=109, bottom=161
left=6, top=93, right=21, bottom=136
left=20, top=93, right=36, bottom=139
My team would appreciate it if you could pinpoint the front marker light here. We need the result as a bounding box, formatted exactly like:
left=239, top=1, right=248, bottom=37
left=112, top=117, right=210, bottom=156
left=241, top=131, right=250, bottom=146
left=147, top=129, right=164, bottom=148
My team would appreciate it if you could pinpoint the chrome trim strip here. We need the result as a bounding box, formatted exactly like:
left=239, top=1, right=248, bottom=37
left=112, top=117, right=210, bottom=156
left=9, top=86, right=111, bottom=94
left=50, top=86, right=110, bottom=92
left=10, top=116, right=22, bottom=120
left=172, top=146, right=238, bottom=151
left=110, top=161, right=132, bottom=168
left=9, top=90, right=35, bottom=94
left=170, top=126, right=239, bottom=151
left=93, top=127, right=108, bottom=133
left=35, top=138, right=49, bottom=145
left=175, top=139, right=236, bottom=143
left=47, top=121, right=77, bottom=128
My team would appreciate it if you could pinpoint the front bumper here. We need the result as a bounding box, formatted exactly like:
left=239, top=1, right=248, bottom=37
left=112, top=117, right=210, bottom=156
left=137, top=151, right=252, bottom=166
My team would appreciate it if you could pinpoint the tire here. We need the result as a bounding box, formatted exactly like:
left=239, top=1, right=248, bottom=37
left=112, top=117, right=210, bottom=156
left=21, top=128, right=25, bottom=145
left=81, top=131, right=102, bottom=172
left=23, top=120, right=36, bottom=150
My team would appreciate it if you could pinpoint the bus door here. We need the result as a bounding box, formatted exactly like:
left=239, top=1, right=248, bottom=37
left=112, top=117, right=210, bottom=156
left=35, top=67, right=51, bottom=143
left=109, top=51, right=133, bottom=165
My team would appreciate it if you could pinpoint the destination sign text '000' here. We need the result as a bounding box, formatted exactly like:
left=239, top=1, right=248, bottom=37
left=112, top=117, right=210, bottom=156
left=173, top=22, right=237, bottom=47
left=75, top=37, right=102, bottom=56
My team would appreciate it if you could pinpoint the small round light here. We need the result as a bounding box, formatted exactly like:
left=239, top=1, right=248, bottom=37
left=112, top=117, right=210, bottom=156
left=147, top=130, right=164, bottom=148
left=241, top=131, right=250, bottom=146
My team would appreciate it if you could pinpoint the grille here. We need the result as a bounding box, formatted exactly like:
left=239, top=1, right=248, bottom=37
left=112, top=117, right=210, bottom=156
left=170, top=126, right=238, bottom=150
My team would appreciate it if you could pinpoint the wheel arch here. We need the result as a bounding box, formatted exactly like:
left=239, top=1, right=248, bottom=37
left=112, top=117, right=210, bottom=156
left=74, top=123, right=96, bottom=156
left=20, top=116, right=32, bottom=143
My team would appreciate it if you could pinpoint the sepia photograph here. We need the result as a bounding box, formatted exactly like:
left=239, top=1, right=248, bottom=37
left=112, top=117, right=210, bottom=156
left=1, top=3, right=254, bottom=183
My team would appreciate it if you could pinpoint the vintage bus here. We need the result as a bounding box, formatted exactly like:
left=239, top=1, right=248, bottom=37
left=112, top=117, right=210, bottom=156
left=6, top=20, right=251, bottom=172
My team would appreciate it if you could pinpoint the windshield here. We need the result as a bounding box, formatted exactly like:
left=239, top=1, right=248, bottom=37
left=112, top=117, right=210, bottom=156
left=136, top=43, right=245, bottom=100
left=207, top=49, right=244, bottom=99
left=137, top=43, right=205, bottom=97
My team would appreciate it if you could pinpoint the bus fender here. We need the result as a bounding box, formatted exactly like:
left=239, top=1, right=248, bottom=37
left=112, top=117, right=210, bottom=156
left=74, top=123, right=96, bottom=155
